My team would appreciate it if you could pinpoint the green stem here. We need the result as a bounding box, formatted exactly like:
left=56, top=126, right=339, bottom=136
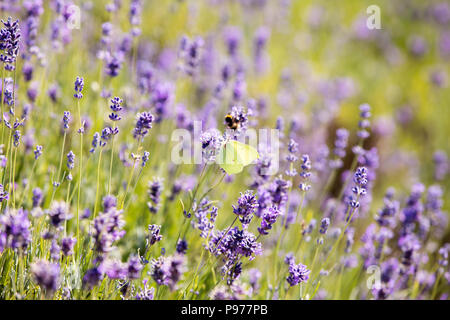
left=121, top=140, right=142, bottom=208
left=108, top=123, right=116, bottom=195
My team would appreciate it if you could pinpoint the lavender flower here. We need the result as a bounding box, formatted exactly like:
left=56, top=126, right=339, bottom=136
left=248, top=268, right=262, bottom=293
left=151, top=256, right=168, bottom=286
left=285, top=139, right=298, bottom=176
left=179, top=35, right=204, bottom=76
left=147, top=177, right=163, bottom=214
left=62, top=111, right=71, bottom=130
left=104, top=53, right=122, bottom=77
left=268, top=176, right=291, bottom=209
left=82, top=267, right=104, bottom=289
left=135, top=280, right=155, bottom=300
left=298, top=154, right=312, bottom=191
left=0, top=208, right=31, bottom=250
left=193, top=198, right=218, bottom=238
left=92, top=207, right=125, bottom=254
left=347, top=167, right=368, bottom=211
left=166, top=254, right=186, bottom=291
left=433, top=151, right=448, bottom=181
left=330, top=128, right=349, bottom=169
left=32, top=187, right=43, bottom=207
left=133, top=112, right=153, bottom=140
left=357, top=103, right=371, bottom=139
left=209, top=226, right=262, bottom=261
left=176, top=239, right=188, bottom=255
left=147, top=224, right=162, bottom=247
left=398, top=233, right=420, bottom=274
left=287, top=139, right=299, bottom=162
left=141, top=151, right=150, bottom=167
left=104, top=260, right=127, bottom=280
left=109, top=96, right=123, bottom=121
left=66, top=150, right=75, bottom=170
left=34, top=145, right=42, bottom=159
left=200, top=129, right=224, bottom=163
left=61, top=237, right=77, bottom=256
left=400, top=183, right=425, bottom=233
left=50, top=240, right=60, bottom=261
left=12, top=130, right=20, bottom=147
left=286, top=260, right=310, bottom=287
left=48, top=201, right=72, bottom=228
left=0, top=184, right=9, bottom=203
left=257, top=206, right=280, bottom=235
left=0, top=17, right=21, bottom=71
left=90, top=132, right=100, bottom=153
left=102, top=195, right=117, bottom=213
left=375, top=188, right=399, bottom=228
left=319, top=218, right=330, bottom=234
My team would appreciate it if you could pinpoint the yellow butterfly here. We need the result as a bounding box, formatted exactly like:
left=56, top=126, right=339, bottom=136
left=216, top=140, right=259, bottom=175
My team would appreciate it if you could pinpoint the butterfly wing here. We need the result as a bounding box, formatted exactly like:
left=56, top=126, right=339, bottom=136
left=230, top=140, right=259, bottom=166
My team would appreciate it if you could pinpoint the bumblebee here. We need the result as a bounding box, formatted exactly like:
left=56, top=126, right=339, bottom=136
left=225, top=114, right=240, bottom=130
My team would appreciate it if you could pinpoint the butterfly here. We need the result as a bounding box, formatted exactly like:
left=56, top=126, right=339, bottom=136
left=216, top=139, right=259, bottom=175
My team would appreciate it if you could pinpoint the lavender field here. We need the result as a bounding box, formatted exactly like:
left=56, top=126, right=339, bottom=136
left=0, top=0, right=449, bottom=300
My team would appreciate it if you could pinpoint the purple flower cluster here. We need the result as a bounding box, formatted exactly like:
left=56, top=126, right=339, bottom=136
left=209, top=226, right=262, bottom=262
left=0, top=184, right=8, bottom=203
left=147, top=177, right=163, bottom=214
left=147, top=224, right=163, bottom=247
left=48, top=201, right=72, bottom=229
left=285, top=139, right=298, bottom=176
left=0, top=208, right=31, bottom=251
left=179, top=35, right=204, bottom=76
left=319, top=217, right=330, bottom=234
left=298, top=154, right=312, bottom=191
left=200, top=129, right=224, bottom=163
left=268, top=176, right=291, bottom=209
left=257, top=206, right=280, bottom=235
left=133, top=112, right=153, bottom=140
left=31, top=260, right=60, bottom=293
left=66, top=150, right=75, bottom=170
left=34, top=145, right=42, bottom=159
left=135, top=280, right=155, bottom=300
left=357, top=103, right=371, bottom=139
left=109, top=96, right=123, bottom=122
left=61, top=237, right=77, bottom=256
left=0, top=17, right=21, bottom=70
left=150, top=254, right=186, bottom=290
left=400, top=183, right=425, bottom=233
left=286, top=259, right=310, bottom=287
left=193, top=198, right=218, bottom=238
left=372, top=258, right=400, bottom=299
left=32, top=187, right=43, bottom=207
left=330, top=128, right=349, bottom=169
left=73, top=76, right=84, bottom=99
left=62, top=111, right=71, bottom=130
left=348, top=166, right=368, bottom=210
left=375, top=188, right=399, bottom=228
left=92, top=195, right=125, bottom=254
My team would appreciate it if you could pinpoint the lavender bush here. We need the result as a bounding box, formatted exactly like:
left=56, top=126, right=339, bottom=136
left=0, top=0, right=448, bottom=300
